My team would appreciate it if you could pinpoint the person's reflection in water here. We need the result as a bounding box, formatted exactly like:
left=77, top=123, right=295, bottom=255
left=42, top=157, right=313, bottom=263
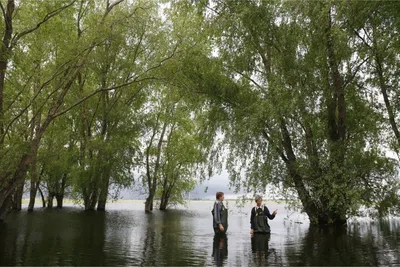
left=212, top=234, right=228, bottom=266
left=251, top=233, right=270, bottom=265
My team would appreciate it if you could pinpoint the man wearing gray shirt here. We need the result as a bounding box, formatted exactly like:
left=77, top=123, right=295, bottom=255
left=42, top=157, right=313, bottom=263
left=212, top=192, right=228, bottom=234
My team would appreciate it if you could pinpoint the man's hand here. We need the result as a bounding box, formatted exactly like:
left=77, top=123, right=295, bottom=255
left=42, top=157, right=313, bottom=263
left=250, top=229, right=254, bottom=237
left=219, top=224, right=225, bottom=232
left=272, top=209, right=278, bottom=216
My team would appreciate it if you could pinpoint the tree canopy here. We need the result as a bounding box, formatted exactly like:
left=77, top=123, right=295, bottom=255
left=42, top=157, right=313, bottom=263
left=0, top=0, right=399, bottom=225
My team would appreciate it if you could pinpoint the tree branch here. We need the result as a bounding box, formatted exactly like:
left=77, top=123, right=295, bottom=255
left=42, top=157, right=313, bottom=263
left=343, top=56, right=369, bottom=89
left=0, top=2, right=6, bottom=20
left=104, top=0, right=125, bottom=19
left=10, top=0, right=77, bottom=48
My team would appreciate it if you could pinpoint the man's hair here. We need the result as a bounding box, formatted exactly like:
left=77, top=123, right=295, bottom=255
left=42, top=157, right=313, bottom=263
left=255, top=195, right=262, bottom=202
left=216, top=192, right=224, bottom=200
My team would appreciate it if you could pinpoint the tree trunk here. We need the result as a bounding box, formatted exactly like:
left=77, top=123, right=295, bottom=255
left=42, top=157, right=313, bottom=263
left=97, top=188, right=108, bottom=211
left=55, top=173, right=66, bottom=208
left=56, top=194, right=64, bottom=208
left=47, top=194, right=54, bottom=208
left=159, top=197, right=168, bottom=211
left=0, top=0, right=15, bottom=140
left=144, top=121, right=168, bottom=213
left=27, top=181, right=37, bottom=211
left=159, top=178, right=176, bottom=211
left=0, top=195, right=12, bottom=221
left=12, top=183, right=24, bottom=210
left=27, top=166, right=38, bottom=211
left=97, top=171, right=110, bottom=211
left=38, top=186, right=46, bottom=208
left=374, top=54, right=400, bottom=149
left=145, top=195, right=154, bottom=213
left=0, top=153, right=32, bottom=213
left=84, top=188, right=98, bottom=211
left=159, top=188, right=167, bottom=211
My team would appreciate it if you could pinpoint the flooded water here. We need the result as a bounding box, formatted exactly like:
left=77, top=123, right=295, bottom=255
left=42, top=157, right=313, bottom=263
left=0, top=201, right=399, bottom=266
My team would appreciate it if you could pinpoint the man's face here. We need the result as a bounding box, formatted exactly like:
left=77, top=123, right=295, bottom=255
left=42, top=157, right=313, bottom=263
left=256, top=199, right=262, bottom=206
left=220, top=194, right=225, bottom=201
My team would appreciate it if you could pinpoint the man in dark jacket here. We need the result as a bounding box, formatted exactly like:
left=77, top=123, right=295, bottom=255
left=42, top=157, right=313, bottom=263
left=212, top=192, right=228, bottom=234
left=250, top=195, right=277, bottom=235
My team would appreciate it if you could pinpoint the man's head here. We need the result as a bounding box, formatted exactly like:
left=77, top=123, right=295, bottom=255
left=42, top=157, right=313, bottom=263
left=255, top=195, right=262, bottom=206
left=216, top=192, right=225, bottom=201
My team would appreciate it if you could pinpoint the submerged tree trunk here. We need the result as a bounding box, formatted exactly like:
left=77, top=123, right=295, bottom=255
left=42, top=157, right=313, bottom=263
left=0, top=154, right=32, bottom=212
left=159, top=176, right=176, bottom=211
left=28, top=181, right=37, bottom=211
left=97, top=170, right=111, bottom=211
left=87, top=194, right=98, bottom=210
left=47, top=194, right=54, bottom=208
left=56, top=195, right=64, bottom=208
left=12, top=183, right=24, bottom=210
left=145, top=120, right=168, bottom=213
left=145, top=195, right=154, bottom=213
left=28, top=158, right=40, bottom=211
left=159, top=197, right=168, bottom=211
left=55, top=173, right=66, bottom=208
left=0, top=195, right=12, bottom=221
left=84, top=185, right=98, bottom=211
left=159, top=181, right=168, bottom=211
left=97, top=188, right=108, bottom=211
left=38, top=186, right=46, bottom=208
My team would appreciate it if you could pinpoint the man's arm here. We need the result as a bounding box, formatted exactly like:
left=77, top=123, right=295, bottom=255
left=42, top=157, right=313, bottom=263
left=214, top=202, right=222, bottom=225
left=264, top=206, right=276, bottom=220
left=250, top=208, right=255, bottom=229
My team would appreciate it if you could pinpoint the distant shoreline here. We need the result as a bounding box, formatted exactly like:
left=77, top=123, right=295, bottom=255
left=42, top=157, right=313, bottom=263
left=21, top=198, right=291, bottom=205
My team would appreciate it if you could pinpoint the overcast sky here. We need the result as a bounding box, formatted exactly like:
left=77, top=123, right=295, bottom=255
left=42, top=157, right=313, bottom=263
left=120, top=170, right=238, bottom=200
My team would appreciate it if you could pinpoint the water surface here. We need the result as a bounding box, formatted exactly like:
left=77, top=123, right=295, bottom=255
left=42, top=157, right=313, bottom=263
left=0, top=202, right=399, bottom=266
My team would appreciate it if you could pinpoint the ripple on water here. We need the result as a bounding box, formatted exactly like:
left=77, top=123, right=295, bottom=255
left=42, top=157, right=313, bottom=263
left=0, top=203, right=399, bottom=266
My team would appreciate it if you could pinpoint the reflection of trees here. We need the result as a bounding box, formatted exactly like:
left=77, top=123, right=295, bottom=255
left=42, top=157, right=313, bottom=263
left=285, top=223, right=400, bottom=266
left=140, top=210, right=208, bottom=266
left=212, top=234, right=228, bottom=266
left=376, top=219, right=400, bottom=265
left=70, top=211, right=106, bottom=265
left=140, top=213, right=157, bottom=266
left=0, top=211, right=19, bottom=265
left=0, top=208, right=111, bottom=265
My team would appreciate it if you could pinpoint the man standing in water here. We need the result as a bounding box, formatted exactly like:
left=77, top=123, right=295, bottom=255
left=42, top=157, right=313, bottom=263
left=212, top=192, right=228, bottom=234
left=250, top=195, right=277, bottom=235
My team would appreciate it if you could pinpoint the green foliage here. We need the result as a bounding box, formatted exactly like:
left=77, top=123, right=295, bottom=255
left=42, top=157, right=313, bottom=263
left=1, top=0, right=399, bottom=221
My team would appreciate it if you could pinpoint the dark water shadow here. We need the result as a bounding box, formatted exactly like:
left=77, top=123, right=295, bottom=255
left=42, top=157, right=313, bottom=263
left=212, top=234, right=228, bottom=266
left=140, top=210, right=209, bottom=266
left=250, top=233, right=280, bottom=266
left=285, top=220, right=400, bottom=266
left=0, top=208, right=108, bottom=266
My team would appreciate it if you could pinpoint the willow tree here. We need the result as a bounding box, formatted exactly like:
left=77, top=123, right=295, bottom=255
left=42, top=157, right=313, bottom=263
left=138, top=2, right=219, bottom=212
left=191, top=0, right=400, bottom=225
left=0, top=0, right=171, bottom=219
left=346, top=1, right=400, bottom=154
left=342, top=1, right=400, bottom=215
left=157, top=114, right=206, bottom=211
left=67, top=0, right=182, bottom=211
left=139, top=84, right=211, bottom=212
left=0, top=0, right=79, bottom=219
